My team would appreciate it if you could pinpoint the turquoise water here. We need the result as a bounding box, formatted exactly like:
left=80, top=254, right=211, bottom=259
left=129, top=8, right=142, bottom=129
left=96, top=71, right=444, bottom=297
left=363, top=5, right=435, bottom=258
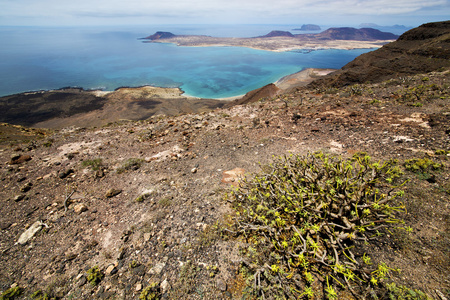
left=0, top=26, right=374, bottom=98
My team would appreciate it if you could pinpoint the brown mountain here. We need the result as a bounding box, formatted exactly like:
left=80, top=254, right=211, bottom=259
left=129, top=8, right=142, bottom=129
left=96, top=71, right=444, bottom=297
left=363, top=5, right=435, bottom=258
left=144, top=31, right=176, bottom=40
left=312, top=27, right=398, bottom=41
left=260, top=30, right=295, bottom=38
left=310, top=21, right=450, bottom=87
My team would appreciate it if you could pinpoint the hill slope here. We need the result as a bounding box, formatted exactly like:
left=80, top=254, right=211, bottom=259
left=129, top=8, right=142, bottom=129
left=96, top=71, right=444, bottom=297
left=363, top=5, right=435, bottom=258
left=310, top=21, right=450, bottom=87
left=312, top=27, right=398, bottom=40
left=0, top=22, right=449, bottom=300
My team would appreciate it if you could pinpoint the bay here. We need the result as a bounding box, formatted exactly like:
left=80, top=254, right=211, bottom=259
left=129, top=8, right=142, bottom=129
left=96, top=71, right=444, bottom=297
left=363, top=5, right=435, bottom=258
left=0, top=25, right=373, bottom=99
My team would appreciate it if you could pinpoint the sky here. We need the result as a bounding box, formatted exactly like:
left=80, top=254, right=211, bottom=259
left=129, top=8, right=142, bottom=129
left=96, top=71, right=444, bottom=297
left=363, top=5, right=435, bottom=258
left=1, top=0, right=449, bottom=27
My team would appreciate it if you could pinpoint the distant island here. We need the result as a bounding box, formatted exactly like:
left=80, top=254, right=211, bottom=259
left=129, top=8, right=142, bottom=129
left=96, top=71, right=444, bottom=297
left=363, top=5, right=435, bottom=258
left=143, top=27, right=398, bottom=52
left=293, top=24, right=321, bottom=31
left=358, top=23, right=413, bottom=35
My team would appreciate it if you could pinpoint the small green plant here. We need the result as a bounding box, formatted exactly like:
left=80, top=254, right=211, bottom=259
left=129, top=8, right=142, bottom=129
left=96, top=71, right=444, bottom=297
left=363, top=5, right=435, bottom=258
left=412, top=102, right=423, bottom=107
left=385, top=282, right=432, bottom=299
left=135, top=194, right=146, bottom=202
left=116, top=158, right=144, bottom=174
left=435, top=149, right=450, bottom=155
left=206, top=265, right=219, bottom=278
left=129, top=260, right=140, bottom=269
left=139, top=282, right=160, bottom=300
left=0, top=286, right=23, bottom=300
left=404, top=158, right=442, bottom=172
left=86, top=266, right=103, bottom=286
left=31, top=290, right=50, bottom=300
left=369, top=99, right=381, bottom=105
left=81, top=158, right=103, bottom=171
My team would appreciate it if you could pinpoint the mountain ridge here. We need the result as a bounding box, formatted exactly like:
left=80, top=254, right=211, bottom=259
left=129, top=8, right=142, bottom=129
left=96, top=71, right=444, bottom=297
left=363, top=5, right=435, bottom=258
left=310, top=20, right=450, bottom=87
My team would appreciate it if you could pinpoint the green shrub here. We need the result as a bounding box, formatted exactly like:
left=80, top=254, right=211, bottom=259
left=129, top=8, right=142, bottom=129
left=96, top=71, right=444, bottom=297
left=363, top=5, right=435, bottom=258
left=0, top=286, right=23, bottom=300
left=385, top=282, right=432, bottom=299
left=404, top=158, right=442, bottom=172
left=31, top=290, right=50, bottom=300
left=435, top=149, right=450, bottom=155
left=139, top=283, right=160, bottom=300
left=86, top=266, right=103, bottom=286
left=227, top=152, right=408, bottom=299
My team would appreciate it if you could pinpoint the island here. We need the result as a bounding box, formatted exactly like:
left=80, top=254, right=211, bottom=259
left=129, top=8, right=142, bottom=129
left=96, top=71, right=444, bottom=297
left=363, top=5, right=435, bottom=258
left=293, top=24, right=321, bottom=31
left=142, top=27, right=398, bottom=52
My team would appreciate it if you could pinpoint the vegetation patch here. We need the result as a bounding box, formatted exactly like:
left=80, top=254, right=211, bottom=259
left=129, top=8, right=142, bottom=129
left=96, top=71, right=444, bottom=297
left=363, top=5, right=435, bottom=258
left=116, top=158, right=144, bottom=174
left=226, top=152, right=416, bottom=299
left=404, top=158, right=442, bottom=173
left=86, top=266, right=103, bottom=286
left=81, top=158, right=103, bottom=171
left=139, top=282, right=161, bottom=300
left=0, top=286, right=23, bottom=300
left=30, top=290, right=50, bottom=300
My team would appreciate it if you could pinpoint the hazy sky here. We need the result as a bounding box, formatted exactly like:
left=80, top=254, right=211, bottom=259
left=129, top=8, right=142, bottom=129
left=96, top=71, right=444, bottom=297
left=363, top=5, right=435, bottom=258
left=1, top=0, right=449, bottom=27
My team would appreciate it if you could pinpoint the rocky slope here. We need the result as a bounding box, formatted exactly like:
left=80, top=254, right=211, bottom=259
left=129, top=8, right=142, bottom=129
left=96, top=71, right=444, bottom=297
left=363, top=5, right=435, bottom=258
left=0, top=87, right=227, bottom=129
left=311, top=21, right=450, bottom=87
left=1, top=69, right=449, bottom=300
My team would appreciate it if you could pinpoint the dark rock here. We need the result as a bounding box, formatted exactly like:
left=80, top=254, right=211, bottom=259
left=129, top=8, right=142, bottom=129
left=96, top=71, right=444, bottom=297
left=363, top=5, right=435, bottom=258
left=292, top=113, right=301, bottom=123
left=17, top=176, right=27, bottom=182
left=105, top=188, right=122, bottom=198
left=13, top=194, right=26, bottom=202
left=131, top=265, right=145, bottom=276
left=10, top=154, right=32, bottom=164
left=426, top=175, right=437, bottom=184
left=20, top=182, right=32, bottom=193
left=0, top=222, right=12, bottom=230
left=58, top=169, right=74, bottom=179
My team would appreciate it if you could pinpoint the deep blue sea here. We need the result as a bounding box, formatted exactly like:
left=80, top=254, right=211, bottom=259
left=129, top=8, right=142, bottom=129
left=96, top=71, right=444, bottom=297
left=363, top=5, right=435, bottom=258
left=0, top=25, right=374, bottom=99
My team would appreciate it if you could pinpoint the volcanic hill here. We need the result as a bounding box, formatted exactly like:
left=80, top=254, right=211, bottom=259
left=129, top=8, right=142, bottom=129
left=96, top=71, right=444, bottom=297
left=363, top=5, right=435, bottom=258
left=311, top=20, right=450, bottom=87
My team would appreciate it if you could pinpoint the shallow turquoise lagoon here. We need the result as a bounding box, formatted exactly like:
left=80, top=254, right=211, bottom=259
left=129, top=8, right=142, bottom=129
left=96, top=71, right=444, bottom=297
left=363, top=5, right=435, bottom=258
left=0, top=26, right=374, bottom=98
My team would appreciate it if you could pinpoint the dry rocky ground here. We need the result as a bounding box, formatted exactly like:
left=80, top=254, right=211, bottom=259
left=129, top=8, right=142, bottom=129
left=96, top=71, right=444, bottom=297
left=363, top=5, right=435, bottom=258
left=0, top=71, right=449, bottom=299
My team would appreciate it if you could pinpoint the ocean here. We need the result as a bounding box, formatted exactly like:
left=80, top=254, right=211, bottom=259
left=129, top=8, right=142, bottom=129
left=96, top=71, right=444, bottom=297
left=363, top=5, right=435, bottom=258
left=0, top=25, right=374, bottom=99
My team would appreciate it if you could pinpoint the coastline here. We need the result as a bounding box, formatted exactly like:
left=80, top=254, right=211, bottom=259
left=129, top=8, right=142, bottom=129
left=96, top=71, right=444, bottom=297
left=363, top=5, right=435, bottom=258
left=0, top=68, right=331, bottom=129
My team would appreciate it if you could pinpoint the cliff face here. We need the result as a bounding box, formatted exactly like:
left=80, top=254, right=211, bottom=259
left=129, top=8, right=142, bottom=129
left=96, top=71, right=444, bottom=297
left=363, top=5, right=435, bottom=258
left=310, top=21, right=450, bottom=87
